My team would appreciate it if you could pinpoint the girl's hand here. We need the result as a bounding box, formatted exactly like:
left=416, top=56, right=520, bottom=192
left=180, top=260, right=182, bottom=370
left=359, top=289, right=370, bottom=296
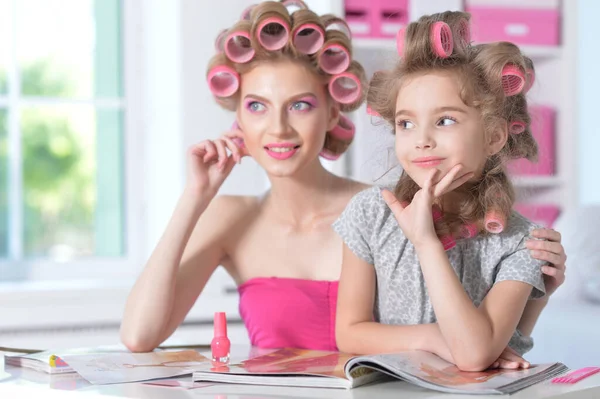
left=185, top=130, right=245, bottom=197
left=489, top=346, right=530, bottom=370
left=525, top=228, right=567, bottom=297
left=381, top=165, right=473, bottom=248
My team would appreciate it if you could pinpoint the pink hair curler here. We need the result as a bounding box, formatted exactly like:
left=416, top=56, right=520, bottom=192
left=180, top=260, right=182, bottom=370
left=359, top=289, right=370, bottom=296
left=524, top=68, right=536, bottom=93
left=207, top=65, right=240, bottom=98
left=396, top=27, right=406, bottom=57
left=440, top=235, right=456, bottom=251
left=328, top=73, right=361, bottom=104
left=256, top=16, right=290, bottom=51
left=323, top=16, right=352, bottom=39
left=318, top=44, right=350, bottom=75
left=484, top=211, right=506, bottom=234
left=366, top=104, right=381, bottom=117
left=501, top=64, right=525, bottom=96
left=282, top=0, right=307, bottom=13
left=224, top=31, right=255, bottom=63
left=460, top=223, right=478, bottom=239
left=319, top=148, right=340, bottom=160
left=329, top=114, right=355, bottom=140
left=293, top=23, right=325, bottom=55
left=457, top=18, right=471, bottom=47
left=432, top=205, right=443, bottom=222
left=215, top=29, right=228, bottom=53
left=240, top=4, right=256, bottom=20
left=430, top=21, right=454, bottom=58
left=509, top=121, right=526, bottom=135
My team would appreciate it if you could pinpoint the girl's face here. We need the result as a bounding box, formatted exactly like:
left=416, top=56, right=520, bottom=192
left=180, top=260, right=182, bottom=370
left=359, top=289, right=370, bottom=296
left=393, top=71, right=506, bottom=188
left=236, top=60, right=339, bottom=177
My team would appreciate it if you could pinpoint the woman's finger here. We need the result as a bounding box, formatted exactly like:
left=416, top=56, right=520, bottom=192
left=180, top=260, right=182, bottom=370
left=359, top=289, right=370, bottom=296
left=201, top=141, right=218, bottom=163
left=525, top=239, right=562, bottom=255
left=531, top=250, right=565, bottom=266
left=213, top=139, right=229, bottom=169
left=542, top=265, right=566, bottom=279
left=531, top=228, right=561, bottom=243
left=221, top=136, right=242, bottom=164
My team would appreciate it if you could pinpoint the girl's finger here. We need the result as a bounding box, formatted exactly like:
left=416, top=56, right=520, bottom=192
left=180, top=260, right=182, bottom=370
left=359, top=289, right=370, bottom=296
left=442, top=171, right=474, bottom=196
left=432, top=164, right=465, bottom=197
left=497, top=359, right=521, bottom=369
left=423, top=169, right=438, bottom=196
left=531, top=228, right=561, bottom=243
left=221, top=136, right=242, bottom=164
left=381, top=189, right=406, bottom=222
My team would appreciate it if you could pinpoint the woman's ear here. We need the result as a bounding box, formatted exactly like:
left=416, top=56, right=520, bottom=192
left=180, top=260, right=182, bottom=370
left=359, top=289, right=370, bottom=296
left=487, top=121, right=509, bottom=156
left=327, top=103, right=341, bottom=132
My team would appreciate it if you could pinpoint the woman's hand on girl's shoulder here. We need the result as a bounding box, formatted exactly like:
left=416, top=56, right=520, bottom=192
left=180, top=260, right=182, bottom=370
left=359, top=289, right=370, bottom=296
left=525, top=228, right=567, bottom=297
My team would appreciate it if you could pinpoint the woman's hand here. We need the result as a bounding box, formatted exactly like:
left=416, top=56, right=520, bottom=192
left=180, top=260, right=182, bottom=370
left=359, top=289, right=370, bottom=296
left=525, top=228, right=567, bottom=297
left=185, top=128, right=247, bottom=197
left=381, top=165, right=473, bottom=248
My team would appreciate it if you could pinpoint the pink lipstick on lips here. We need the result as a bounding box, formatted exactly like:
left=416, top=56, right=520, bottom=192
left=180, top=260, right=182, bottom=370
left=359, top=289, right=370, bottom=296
left=264, top=142, right=300, bottom=160
left=412, top=156, right=445, bottom=168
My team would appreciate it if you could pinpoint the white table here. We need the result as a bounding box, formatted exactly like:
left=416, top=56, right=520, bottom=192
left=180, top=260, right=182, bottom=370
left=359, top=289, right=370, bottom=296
left=1, top=347, right=599, bottom=399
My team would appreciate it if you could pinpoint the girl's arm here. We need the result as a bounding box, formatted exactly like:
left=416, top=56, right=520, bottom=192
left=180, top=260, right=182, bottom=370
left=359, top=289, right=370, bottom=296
left=335, top=244, right=452, bottom=360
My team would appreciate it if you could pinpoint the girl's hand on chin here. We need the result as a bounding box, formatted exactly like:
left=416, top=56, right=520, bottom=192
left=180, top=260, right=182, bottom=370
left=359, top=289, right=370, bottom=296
left=381, top=165, right=474, bottom=248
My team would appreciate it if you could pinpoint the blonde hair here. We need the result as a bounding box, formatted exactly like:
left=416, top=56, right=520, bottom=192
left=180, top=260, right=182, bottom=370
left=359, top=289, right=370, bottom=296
left=367, top=11, right=538, bottom=238
left=207, top=1, right=367, bottom=158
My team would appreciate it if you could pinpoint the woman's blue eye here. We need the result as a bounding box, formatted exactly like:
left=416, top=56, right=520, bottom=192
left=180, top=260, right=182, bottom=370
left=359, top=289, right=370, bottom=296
left=291, top=101, right=311, bottom=111
left=248, top=102, right=265, bottom=112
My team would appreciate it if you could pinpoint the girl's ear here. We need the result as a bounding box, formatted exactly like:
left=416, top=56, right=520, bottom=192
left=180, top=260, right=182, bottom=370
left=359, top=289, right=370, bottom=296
left=487, top=121, right=509, bottom=156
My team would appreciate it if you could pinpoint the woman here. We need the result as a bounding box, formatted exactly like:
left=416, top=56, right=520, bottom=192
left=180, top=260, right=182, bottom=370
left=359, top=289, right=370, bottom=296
left=120, top=2, right=566, bottom=367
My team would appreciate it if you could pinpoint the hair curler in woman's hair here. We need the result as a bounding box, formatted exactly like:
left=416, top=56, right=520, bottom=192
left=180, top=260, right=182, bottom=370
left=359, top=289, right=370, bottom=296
left=501, top=64, right=526, bottom=96
left=366, top=104, right=381, bottom=117
left=484, top=210, right=506, bottom=234
left=319, top=148, right=340, bottom=161
left=291, top=9, right=325, bottom=55
left=396, top=27, right=406, bottom=57
left=509, top=120, right=526, bottom=135
left=281, top=0, right=307, bottom=13
left=317, top=30, right=351, bottom=74
left=460, top=222, right=479, bottom=239
left=321, top=14, right=352, bottom=39
left=328, top=114, right=355, bottom=141
left=224, top=21, right=255, bottom=63
left=430, top=21, right=454, bottom=58
left=215, top=29, right=228, bottom=53
left=240, top=4, right=257, bottom=20
left=207, top=65, right=240, bottom=98
left=252, top=3, right=291, bottom=51
left=329, top=72, right=361, bottom=105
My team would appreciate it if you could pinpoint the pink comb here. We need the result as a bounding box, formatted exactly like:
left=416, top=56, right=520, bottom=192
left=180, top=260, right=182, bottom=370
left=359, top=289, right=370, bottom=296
left=552, top=367, right=600, bottom=384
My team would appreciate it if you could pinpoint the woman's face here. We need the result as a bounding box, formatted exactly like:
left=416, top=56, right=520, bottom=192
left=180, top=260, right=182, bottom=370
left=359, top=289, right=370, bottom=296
left=236, top=59, right=339, bottom=177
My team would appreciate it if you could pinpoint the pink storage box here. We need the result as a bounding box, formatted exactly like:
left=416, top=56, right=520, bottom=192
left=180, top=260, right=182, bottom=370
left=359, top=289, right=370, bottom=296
left=344, top=0, right=409, bottom=38
left=467, top=6, right=560, bottom=46
left=514, top=204, right=560, bottom=228
left=508, top=106, right=556, bottom=176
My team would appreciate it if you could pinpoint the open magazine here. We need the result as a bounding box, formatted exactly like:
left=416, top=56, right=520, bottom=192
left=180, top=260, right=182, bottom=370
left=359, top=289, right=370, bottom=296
left=192, top=348, right=568, bottom=394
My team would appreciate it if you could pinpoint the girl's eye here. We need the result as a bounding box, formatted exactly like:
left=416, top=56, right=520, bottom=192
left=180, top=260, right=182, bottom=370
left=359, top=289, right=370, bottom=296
left=291, top=101, right=312, bottom=111
left=248, top=102, right=266, bottom=113
left=438, top=116, right=457, bottom=126
left=396, top=120, right=415, bottom=129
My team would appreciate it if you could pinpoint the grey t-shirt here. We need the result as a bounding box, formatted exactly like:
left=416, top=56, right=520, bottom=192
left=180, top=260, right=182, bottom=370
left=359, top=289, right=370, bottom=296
left=332, top=187, right=546, bottom=354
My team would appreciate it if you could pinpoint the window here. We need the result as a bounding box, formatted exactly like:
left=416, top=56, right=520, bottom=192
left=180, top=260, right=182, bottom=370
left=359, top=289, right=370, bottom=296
left=0, top=0, right=141, bottom=280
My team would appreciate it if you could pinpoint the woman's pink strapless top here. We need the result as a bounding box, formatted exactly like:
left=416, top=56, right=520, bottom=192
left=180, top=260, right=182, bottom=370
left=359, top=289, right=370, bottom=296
left=238, top=277, right=339, bottom=351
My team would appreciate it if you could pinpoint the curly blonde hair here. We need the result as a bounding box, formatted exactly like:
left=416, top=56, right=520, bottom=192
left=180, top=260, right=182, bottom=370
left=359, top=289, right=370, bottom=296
left=367, top=11, right=538, bottom=239
left=206, top=0, right=368, bottom=159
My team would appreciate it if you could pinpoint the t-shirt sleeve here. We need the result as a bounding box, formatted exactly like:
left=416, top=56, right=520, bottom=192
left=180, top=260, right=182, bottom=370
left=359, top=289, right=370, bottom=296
left=332, top=187, right=381, bottom=265
left=494, top=218, right=546, bottom=299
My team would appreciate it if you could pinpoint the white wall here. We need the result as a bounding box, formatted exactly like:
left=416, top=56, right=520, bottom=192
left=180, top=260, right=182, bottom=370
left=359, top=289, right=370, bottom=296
left=578, top=0, right=600, bottom=205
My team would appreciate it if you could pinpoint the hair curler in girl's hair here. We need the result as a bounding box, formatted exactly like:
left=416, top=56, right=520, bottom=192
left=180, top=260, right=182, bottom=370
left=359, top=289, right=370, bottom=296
left=439, top=234, right=457, bottom=251
left=329, top=72, right=361, bottom=105
left=321, top=14, right=352, bottom=39
left=207, top=65, right=240, bottom=98
left=241, top=4, right=257, bottom=20
left=509, top=121, right=526, bottom=135
left=501, top=64, right=526, bottom=96
left=524, top=68, right=535, bottom=93
left=252, top=3, right=291, bottom=51
left=291, top=9, right=325, bottom=55
left=396, top=27, right=406, bottom=56
left=281, top=0, right=307, bottom=13
left=317, top=30, right=351, bottom=74
left=430, top=21, right=454, bottom=58
left=484, top=210, right=506, bottom=234
left=456, top=17, right=470, bottom=47
left=215, top=29, right=228, bottom=53
left=224, top=21, right=255, bottom=63
left=328, top=114, right=355, bottom=141
left=432, top=205, right=443, bottom=223
left=460, top=223, right=479, bottom=239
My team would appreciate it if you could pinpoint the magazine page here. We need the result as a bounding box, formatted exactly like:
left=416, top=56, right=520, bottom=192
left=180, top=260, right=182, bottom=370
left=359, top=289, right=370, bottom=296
left=59, top=349, right=210, bottom=385
left=346, top=350, right=565, bottom=395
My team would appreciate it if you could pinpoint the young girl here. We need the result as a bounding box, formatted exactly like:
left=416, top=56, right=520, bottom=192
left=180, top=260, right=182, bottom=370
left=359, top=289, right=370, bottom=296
left=334, top=11, right=557, bottom=371
left=120, top=3, right=566, bottom=363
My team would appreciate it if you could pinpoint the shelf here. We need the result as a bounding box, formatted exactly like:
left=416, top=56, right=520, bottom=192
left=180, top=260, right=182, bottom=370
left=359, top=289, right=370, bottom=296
left=512, top=176, right=561, bottom=188
left=353, top=38, right=562, bottom=60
